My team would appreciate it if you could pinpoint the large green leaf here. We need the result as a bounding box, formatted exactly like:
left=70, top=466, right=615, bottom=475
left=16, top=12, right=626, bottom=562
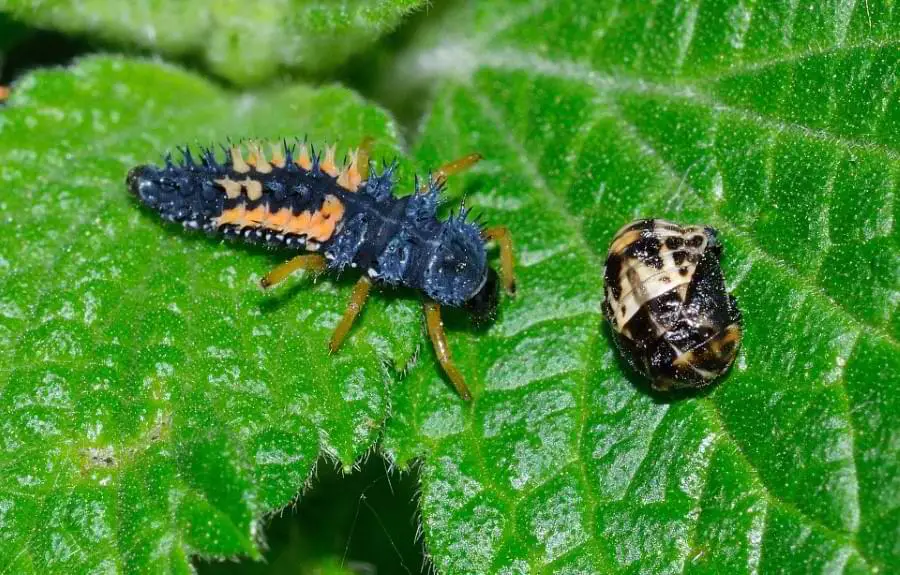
left=0, top=56, right=423, bottom=572
left=382, top=1, right=900, bottom=573
left=3, top=2, right=899, bottom=575
left=0, top=0, right=425, bottom=84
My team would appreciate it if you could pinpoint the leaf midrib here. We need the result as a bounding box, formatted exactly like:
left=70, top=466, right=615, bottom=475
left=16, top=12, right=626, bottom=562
left=474, top=0, right=896, bottom=91
left=470, top=47, right=899, bottom=159
left=412, top=88, right=611, bottom=572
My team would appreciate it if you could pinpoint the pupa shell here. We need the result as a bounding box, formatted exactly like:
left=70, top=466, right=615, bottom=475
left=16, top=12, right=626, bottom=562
left=602, top=219, right=742, bottom=390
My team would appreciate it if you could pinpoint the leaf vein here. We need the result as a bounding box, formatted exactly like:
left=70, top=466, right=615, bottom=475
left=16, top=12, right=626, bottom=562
left=675, top=0, right=701, bottom=71
left=620, top=403, right=672, bottom=502
left=677, top=438, right=718, bottom=575
left=470, top=48, right=899, bottom=158
left=701, top=399, right=875, bottom=571
left=468, top=87, right=613, bottom=572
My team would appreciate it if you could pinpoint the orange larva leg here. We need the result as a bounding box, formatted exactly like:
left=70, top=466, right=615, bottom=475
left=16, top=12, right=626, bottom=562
left=483, top=226, right=517, bottom=296
left=357, top=136, right=373, bottom=181
left=419, top=153, right=483, bottom=193
left=423, top=301, right=472, bottom=401
left=337, top=136, right=374, bottom=191
left=260, top=254, right=326, bottom=289
left=434, top=153, right=483, bottom=184
left=0, top=86, right=9, bottom=102
left=329, top=276, right=373, bottom=353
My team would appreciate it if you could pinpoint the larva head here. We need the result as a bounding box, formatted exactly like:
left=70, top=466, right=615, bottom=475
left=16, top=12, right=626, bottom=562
left=463, top=266, right=500, bottom=327
left=422, top=213, right=488, bottom=308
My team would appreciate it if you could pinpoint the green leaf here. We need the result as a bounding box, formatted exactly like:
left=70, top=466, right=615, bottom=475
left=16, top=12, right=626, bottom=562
left=0, top=0, right=425, bottom=84
left=0, top=55, right=423, bottom=572
left=382, top=1, right=900, bottom=573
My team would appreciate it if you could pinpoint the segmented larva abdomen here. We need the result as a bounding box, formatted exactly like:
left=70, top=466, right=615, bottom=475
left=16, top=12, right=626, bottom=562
left=127, top=140, right=365, bottom=242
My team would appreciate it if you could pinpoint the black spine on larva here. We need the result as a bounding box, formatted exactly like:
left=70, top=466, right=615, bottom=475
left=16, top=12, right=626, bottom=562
left=126, top=145, right=228, bottom=231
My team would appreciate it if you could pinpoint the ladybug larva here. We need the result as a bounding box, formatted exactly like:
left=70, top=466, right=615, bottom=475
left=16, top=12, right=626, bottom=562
left=127, top=139, right=517, bottom=401
left=602, top=219, right=742, bottom=390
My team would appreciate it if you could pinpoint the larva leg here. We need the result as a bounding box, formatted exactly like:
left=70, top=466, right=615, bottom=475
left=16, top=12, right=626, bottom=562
left=259, top=254, right=326, bottom=289
left=483, top=226, right=517, bottom=296
left=419, top=153, right=483, bottom=193
left=423, top=301, right=473, bottom=401
left=329, top=277, right=373, bottom=353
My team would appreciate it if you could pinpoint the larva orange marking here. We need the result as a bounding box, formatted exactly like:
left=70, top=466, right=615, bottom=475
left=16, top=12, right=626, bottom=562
left=230, top=146, right=250, bottom=173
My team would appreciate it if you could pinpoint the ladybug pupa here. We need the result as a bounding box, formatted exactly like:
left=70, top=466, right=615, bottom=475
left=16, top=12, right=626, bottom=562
left=602, top=219, right=742, bottom=390
left=127, top=139, right=516, bottom=400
